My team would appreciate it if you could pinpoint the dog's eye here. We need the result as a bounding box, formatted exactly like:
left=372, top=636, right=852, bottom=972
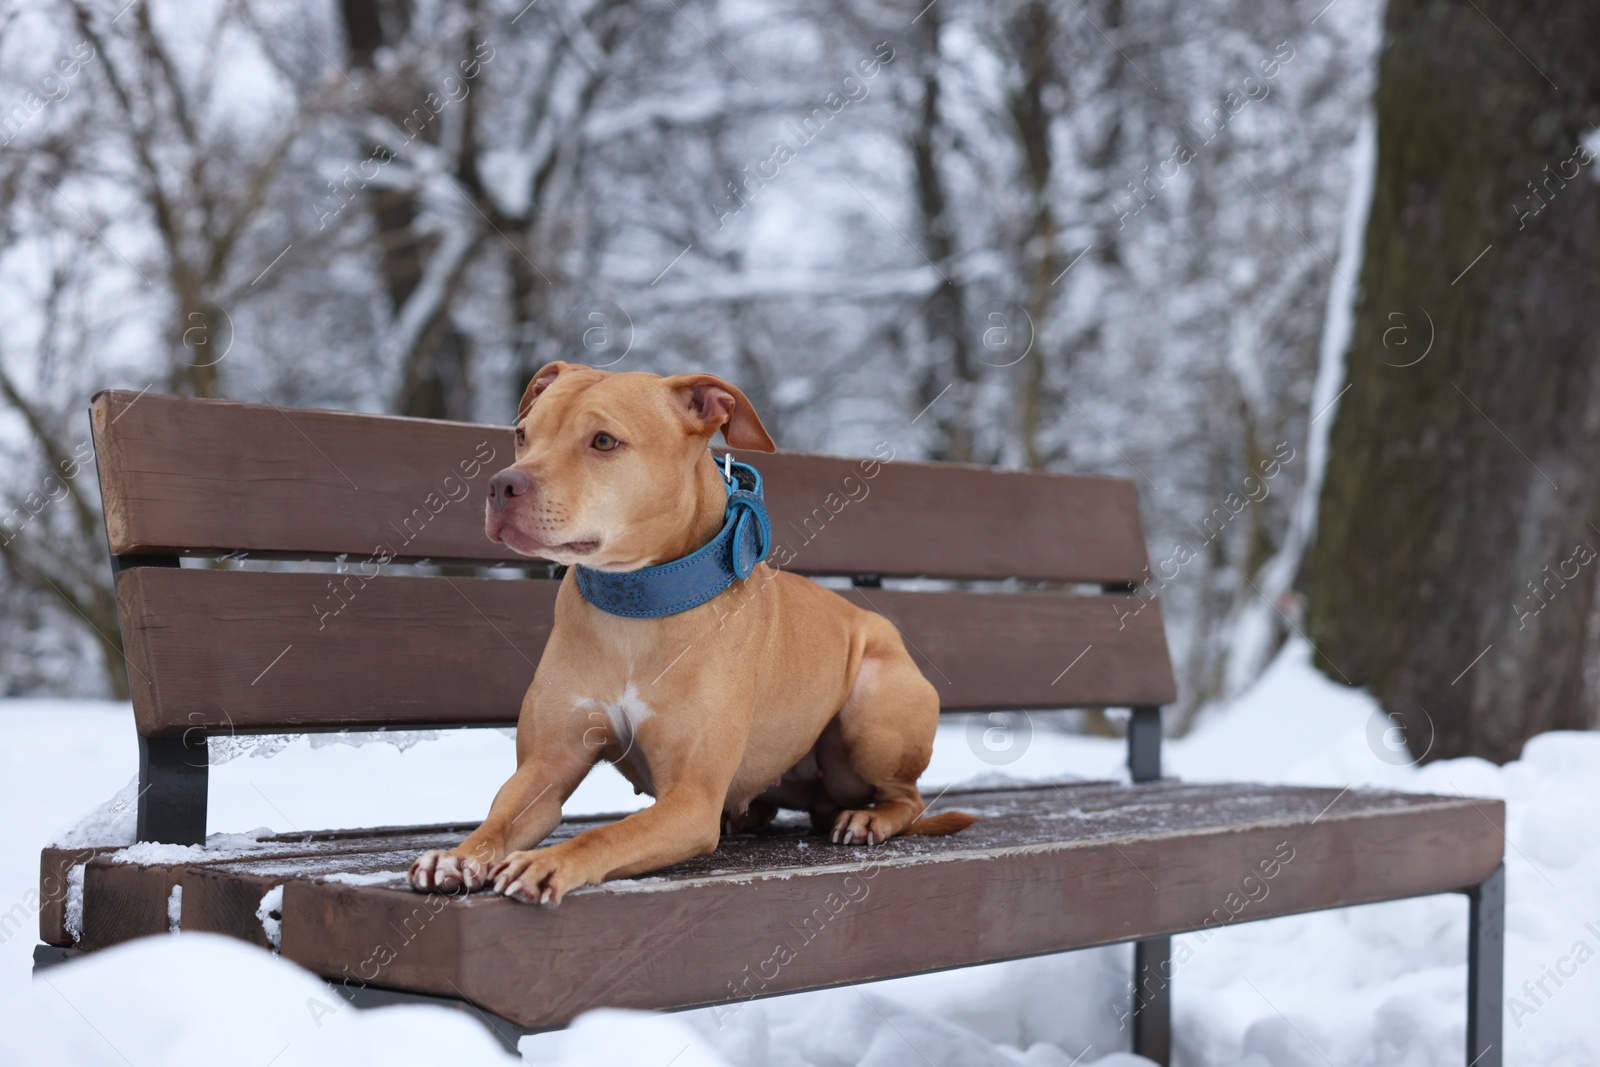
left=515, top=426, right=526, bottom=447
left=591, top=432, right=619, bottom=452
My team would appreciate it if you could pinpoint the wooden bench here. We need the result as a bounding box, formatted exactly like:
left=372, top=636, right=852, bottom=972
left=36, top=389, right=1507, bottom=1065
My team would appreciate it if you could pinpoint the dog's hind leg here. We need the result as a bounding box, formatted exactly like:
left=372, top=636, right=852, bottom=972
left=819, top=622, right=974, bottom=845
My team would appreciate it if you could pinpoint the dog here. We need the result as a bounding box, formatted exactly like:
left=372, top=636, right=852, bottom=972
left=409, top=362, right=974, bottom=905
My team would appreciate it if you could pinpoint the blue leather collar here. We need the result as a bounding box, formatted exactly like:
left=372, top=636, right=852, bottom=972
left=574, top=453, right=772, bottom=618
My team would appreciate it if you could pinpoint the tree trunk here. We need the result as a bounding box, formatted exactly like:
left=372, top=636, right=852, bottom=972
left=1008, top=0, right=1060, bottom=471
left=340, top=0, right=476, bottom=422
left=909, top=2, right=978, bottom=464
left=1305, top=0, right=1600, bottom=763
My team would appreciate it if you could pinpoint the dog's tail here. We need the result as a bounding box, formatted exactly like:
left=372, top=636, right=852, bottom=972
left=905, top=810, right=979, bottom=836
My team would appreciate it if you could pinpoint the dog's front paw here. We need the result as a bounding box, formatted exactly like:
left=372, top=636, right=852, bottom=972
left=490, top=845, right=594, bottom=907
left=409, top=849, right=490, bottom=893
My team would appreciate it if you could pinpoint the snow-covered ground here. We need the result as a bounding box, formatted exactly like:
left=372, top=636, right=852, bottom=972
left=2, top=639, right=1596, bottom=1066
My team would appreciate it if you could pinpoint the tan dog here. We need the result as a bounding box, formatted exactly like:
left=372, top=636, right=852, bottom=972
left=409, top=362, right=973, bottom=905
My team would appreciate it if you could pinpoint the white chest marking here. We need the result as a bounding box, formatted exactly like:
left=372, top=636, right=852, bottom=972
left=575, top=684, right=655, bottom=743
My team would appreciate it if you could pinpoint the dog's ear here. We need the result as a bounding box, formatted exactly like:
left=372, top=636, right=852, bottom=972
left=665, top=373, right=776, bottom=453
left=518, top=362, right=574, bottom=420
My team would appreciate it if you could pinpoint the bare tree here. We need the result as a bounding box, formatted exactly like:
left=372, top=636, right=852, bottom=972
left=0, top=0, right=1387, bottom=716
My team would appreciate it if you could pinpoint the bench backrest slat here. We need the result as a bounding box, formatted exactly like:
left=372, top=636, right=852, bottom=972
left=94, top=390, right=1178, bottom=743
left=91, top=390, right=1152, bottom=583
left=116, top=568, right=1176, bottom=735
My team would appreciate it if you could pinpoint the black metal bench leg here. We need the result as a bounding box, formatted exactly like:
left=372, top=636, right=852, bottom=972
left=1125, top=704, right=1169, bottom=1062
left=1127, top=706, right=1162, bottom=783
left=137, top=734, right=209, bottom=845
left=1132, top=935, right=1172, bottom=1065
left=1467, top=864, right=1505, bottom=1067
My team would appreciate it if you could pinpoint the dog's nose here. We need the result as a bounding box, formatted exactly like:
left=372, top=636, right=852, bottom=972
left=488, top=468, right=533, bottom=509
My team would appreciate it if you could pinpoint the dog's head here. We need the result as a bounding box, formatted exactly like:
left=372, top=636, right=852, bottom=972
left=485, top=362, right=776, bottom=569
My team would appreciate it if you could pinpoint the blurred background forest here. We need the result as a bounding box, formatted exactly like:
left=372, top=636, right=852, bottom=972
left=2, top=0, right=1595, bottom=759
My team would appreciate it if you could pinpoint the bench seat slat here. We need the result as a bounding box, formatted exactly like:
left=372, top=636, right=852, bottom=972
left=116, top=568, right=1177, bottom=736
left=59, top=782, right=1502, bottom=1029
left=51, top=816, right=627, bottom=948
left=91, top=390, right=1151, bottom=582
left=282, top=783, right=1503, bottom=1027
